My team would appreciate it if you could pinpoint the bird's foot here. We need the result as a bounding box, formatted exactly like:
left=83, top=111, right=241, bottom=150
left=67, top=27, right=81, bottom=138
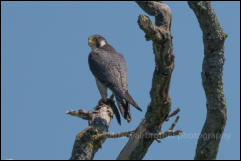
left=98, top=98, right=107, bottom=106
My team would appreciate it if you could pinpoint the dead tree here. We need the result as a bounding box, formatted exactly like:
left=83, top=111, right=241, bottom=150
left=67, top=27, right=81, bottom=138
left=67, top=1, right=227, bottom=160
left=188, top=1, right=227, bottom=160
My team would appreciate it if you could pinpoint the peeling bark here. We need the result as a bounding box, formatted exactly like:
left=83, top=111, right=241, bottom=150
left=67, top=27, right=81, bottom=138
left=68, top=99, right=115, bottom=160
left=188, top=1, right=227, bottom=160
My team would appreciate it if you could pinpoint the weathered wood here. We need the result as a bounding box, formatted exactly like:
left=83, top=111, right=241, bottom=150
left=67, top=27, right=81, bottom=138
left=188, top=1, right=227, bottom=160
left=117, top=2, right=178, bottom=160
left=68, top=99, right=115, bottom=160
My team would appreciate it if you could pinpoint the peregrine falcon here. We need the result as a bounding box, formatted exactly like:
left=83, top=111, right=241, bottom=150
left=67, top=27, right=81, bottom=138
left=88, top=34, right=142, bottom=124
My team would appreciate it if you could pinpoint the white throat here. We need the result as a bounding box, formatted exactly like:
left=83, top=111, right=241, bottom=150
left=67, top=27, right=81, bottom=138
left=99, top=40, right=106, bottom=47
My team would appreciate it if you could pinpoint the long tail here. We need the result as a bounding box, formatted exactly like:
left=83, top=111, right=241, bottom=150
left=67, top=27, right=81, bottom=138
left=115, top=91, right=142, bottom=123
left=106, top=96, right=122, bottom=125
left=116, top=97, right=131, bottom=123
left=124, top=91, right=142, bottom=112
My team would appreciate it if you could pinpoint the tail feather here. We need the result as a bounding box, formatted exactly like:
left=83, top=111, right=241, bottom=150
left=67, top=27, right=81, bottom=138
left=109, top=100, right=121, bottom=125
left=125, top=91, right=142, bottom=112
left=113, top=88, right=142, bottom=123
left=116, top=97, right=131, bottom=123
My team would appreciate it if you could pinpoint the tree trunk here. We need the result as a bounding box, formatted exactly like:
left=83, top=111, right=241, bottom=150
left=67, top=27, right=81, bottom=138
left=117, top=1, right=179, bottom=160
left=188, top=1, right=227, bottom=160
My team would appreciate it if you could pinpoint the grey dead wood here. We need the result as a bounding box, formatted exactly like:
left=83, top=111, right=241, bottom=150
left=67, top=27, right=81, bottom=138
left=117, top=1, right=180, bottom=160
left=188, top=1, right=227, bottom=160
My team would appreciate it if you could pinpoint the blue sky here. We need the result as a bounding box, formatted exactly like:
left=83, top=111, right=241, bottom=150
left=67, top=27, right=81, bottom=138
left=1, top=1, right=240, bottom=160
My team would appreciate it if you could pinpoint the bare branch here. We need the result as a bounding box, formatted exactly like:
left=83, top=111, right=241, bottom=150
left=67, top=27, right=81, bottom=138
left=188, top=1, right=227, bottom=160
left=102, top=130, right=136, bottom=139
left=68, top=99, right=115, bottom=160
left=169, top=116, right=180, bottom=131
left=136, top=1, right=172, bottom=29
left=137, top=14, right=170, bottom=42
left=156, top=115, right=182, bottom=143
left=117, top=2, right=178, bottom=159
left=157, top=129, right=182, bottom=140
left=66, top=109, right=93, bottom=121
left=167, top=107, right=180, bottom=120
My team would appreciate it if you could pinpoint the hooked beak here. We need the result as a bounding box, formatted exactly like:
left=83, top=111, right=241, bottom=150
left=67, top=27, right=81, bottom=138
left=88, top=38, right=94, bottom=46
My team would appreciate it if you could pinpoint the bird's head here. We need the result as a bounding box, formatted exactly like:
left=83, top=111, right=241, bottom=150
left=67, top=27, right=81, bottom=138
left=88, top=35, right=107, bottom=50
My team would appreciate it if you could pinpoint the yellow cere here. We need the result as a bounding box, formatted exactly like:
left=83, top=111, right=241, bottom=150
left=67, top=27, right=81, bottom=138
left=88, top=38, right=94, bottom=44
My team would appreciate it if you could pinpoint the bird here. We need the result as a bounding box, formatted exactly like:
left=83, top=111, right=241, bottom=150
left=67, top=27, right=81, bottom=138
left=88, top=34, right=142, bottom=124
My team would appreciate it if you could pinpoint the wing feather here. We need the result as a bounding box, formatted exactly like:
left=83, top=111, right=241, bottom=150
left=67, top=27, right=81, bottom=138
left=88, top=49, right=128, bottom=91
left=88, top=48, right=141, bottom=122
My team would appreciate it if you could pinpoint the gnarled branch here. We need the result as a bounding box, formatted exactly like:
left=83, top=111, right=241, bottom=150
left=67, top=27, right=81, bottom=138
left=188, top=1, right=227, bottom=160
left=67, top=99, right=115, bottom=160
left=117, top=2, right=179, bottom=160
